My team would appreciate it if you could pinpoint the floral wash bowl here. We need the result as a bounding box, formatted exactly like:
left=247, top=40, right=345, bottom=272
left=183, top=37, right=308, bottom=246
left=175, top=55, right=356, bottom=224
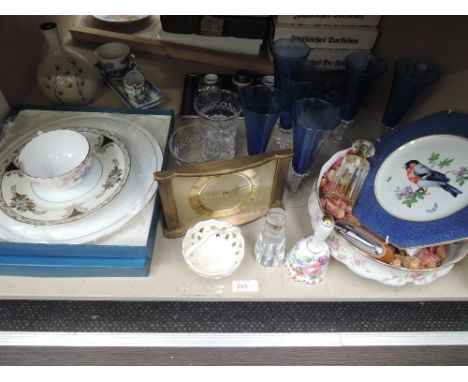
left=308, top=150, right=468, bottom=287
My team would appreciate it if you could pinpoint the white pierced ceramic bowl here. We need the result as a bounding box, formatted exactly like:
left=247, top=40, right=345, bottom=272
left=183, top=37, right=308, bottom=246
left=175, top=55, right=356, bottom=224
left=308, top=150, right=468, bottom=287
left=18, top=129, right=92, bottom=190
left=182, top=219, right=245, bottom=279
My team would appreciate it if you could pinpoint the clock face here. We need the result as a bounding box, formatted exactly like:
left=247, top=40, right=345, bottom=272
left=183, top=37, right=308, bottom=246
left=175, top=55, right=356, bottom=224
left=188, top=169, right=260, bottom=218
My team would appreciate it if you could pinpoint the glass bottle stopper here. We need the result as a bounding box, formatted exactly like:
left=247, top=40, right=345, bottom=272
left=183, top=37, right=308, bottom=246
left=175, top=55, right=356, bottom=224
left=351, top=139, right=375, bottom=158
left=203, top=73, right=219, bottom=85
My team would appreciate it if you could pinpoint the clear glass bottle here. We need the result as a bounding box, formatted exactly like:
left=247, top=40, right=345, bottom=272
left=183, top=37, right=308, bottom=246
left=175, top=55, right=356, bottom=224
left=254, top=207, right=287, bottom=267
left=285, top=215, right=334, bottom=286
left=327, top=139, right=375, bottom=206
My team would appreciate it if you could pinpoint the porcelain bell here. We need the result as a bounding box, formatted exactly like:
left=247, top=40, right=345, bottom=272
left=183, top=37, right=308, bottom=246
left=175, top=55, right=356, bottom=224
left=285, top=215, right=334, bottom=286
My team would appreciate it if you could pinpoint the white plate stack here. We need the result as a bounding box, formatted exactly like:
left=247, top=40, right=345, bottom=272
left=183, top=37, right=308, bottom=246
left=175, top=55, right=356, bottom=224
left=273, top=16, right=382, bottom=71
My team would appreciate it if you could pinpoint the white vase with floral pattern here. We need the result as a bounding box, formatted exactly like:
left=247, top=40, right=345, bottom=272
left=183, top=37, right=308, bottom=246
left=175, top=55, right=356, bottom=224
left=36, top=22, right=97, bottom=105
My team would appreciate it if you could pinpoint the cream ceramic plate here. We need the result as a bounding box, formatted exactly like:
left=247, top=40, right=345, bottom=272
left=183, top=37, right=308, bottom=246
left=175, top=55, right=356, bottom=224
left=0, top=115, right=162, bottom=244
left=93, top=15, right=149, bottom=23
left=0, top=128, right=130, bottom=226
left=374, top=135, right=468, bottom=222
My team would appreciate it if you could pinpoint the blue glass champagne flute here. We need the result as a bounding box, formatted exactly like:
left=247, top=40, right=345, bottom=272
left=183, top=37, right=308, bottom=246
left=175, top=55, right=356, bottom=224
left=271, top=37, right=311, bottom=148
left=272, top=37, right=311, bottom=83
left=240, top=85, right=285, bottom=155
left=324, top=52, right=387, bottom=153
left=381, top=57, right=440, bottom=133
left=273, top=62, right=319, bottom=149
left=284, top=98, right=340, bottom=208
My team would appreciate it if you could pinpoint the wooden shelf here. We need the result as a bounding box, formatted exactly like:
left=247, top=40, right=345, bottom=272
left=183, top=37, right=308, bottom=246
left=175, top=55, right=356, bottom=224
left=69, top=16, right=273, bottom=73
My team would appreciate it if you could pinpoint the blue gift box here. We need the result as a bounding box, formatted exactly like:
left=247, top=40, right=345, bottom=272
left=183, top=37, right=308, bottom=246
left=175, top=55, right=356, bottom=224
left=0, top=105, right=174, bottom=277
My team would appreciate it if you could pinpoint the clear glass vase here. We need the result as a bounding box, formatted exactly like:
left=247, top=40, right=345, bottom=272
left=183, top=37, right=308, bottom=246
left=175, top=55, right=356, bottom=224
left=36, top=22, right=97, bottom=105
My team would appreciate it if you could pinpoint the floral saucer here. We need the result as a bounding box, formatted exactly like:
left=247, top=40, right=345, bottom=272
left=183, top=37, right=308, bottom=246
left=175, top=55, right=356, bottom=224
left=0, top=127, right=130, bottom=225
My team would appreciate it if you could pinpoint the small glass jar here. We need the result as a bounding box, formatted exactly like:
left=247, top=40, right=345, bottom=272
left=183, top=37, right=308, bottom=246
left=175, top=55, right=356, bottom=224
left=327, top=139, right=376, bottom=206
left=232, top=69, right=253, bottom=93
left=254, top=207, right=287, bottom=267
left=261, top=75, right=275, bottom=87
left=198, top=73, right=220, bottom=92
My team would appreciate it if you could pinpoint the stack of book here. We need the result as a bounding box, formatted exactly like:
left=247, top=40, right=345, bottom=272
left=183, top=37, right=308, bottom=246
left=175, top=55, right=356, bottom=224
left=272, top=16, right=382, bottom=71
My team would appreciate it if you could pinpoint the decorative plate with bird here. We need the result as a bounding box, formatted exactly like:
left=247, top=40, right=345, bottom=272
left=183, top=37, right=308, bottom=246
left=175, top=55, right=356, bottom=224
left=374, top=134, right=468, bottom=222
left=353, top=111, right=468, bottom=248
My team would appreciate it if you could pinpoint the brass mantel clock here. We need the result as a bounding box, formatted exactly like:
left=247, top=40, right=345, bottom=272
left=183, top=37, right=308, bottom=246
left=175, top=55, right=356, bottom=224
left=154, top=150, right=292, bottom=238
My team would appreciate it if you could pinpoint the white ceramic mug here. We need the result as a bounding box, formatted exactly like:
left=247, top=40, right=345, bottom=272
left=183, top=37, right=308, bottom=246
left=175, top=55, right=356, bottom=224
left=94, top=42, right=135, bottom=78
left=123, top=69, right=146, bottom=101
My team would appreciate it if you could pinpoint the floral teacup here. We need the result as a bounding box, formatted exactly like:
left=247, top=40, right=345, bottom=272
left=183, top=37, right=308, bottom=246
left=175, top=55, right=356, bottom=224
left=18, top=129, right=93, bottom=190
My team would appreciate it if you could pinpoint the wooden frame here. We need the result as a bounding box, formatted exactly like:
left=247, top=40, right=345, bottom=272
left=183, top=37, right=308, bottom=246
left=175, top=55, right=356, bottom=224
left=154, top=150, right=292, bottom=238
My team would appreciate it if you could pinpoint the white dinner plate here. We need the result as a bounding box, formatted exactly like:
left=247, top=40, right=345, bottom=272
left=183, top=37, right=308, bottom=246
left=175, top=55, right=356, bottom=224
left=0, top=115, right=162, bottom=244
left=374, top=134, right=468, bottom=222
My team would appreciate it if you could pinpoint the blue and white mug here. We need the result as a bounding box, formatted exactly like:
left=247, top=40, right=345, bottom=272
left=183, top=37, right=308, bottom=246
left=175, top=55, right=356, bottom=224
left=94, top=42, right=135, bottom=78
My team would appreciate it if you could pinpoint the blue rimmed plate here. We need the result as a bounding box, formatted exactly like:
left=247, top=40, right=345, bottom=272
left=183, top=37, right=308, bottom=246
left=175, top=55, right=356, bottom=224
left=354, top=111, right=468, bottom=249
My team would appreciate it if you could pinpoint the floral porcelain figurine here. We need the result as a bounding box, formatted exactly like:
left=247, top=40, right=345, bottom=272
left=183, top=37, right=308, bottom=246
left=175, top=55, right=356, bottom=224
left=285, top=215, right=334, bottom=286
left=36, top=22, right=97, bottom=105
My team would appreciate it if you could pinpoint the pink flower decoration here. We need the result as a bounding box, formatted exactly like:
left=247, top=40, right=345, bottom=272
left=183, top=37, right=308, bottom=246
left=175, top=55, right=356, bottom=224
left=303, top=263, right=323, bottom=276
